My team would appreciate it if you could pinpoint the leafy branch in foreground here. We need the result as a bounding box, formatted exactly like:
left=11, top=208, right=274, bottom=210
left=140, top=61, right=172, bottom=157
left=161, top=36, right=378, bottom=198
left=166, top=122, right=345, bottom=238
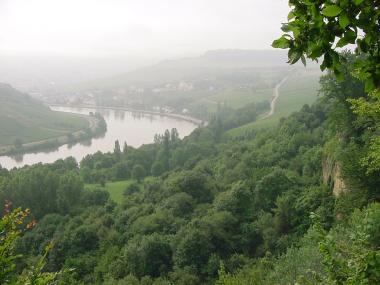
left=310, top=205, right=380, bottom=285
left=272, top=0, right=380, bottom=92
left=273, top=1, right=380, bottom=174
left=0, top=201, right=60, bottom=285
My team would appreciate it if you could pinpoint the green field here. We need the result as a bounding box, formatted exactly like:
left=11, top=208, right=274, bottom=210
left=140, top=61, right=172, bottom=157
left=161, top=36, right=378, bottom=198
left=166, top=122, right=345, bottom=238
left=185, top=87, right=274, bottom=116
left=0, top=84, right=89, bottom=146
left=227, top=69, right=321, bottom=136
left=209, top=87, right=273, bottom=108
left=85, top=180, right=139, bottom=203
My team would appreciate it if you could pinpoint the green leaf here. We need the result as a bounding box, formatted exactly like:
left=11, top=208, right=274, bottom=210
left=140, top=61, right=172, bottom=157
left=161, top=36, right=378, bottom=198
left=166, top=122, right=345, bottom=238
left=336, top=30, right=357, bottom=48
left=272, top=36, right=291, bottom=49
left=357, top=39, right=369, bottom=53
left=344, top=30, right=357, bottom=44
left=336, top=38, right=347, bottom=48
left=322, top=5, right=343, bottom=17
left=339, top=13, right=350, bottom=29
left=339, top=0, right=349, bottom=8
left=334, top=67, right=344, bottom=81
left=281, top=23, right=291, bottom=32
left=288, top=12, right=295, bottom=21
left=287, top=49, right=302, bottom=65
left=321, top=53, right=332, bottom=71
left=309, top=44, right=323, bottom=59
left=353, top=0, right=365, bottom=5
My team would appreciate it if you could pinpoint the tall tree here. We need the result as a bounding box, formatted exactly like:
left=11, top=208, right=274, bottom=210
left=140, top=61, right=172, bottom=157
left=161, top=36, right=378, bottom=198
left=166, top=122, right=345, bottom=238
left=162, top=130, right=171, bottom=170
left=131, top=164, right=145, bottom=182
left=114, top=140, right=121, bottom=160
left=170, top=128, right=179, bottom=143
left=123, top=141, right=128, bottom=155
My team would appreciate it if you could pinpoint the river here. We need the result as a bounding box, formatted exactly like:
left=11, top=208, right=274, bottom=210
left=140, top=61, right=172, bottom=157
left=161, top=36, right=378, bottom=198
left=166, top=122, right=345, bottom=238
left=0, top=106, right=198, bottom=169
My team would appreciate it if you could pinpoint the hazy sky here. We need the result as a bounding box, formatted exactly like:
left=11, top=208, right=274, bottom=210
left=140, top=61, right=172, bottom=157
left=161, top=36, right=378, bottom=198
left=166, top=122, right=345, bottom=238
left=0, top=0, right=289, bottom=57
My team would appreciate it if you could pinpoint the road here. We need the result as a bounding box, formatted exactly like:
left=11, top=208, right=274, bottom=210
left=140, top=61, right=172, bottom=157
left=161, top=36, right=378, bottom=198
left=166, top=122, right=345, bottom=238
left=260, top=77, right=288, bottom=120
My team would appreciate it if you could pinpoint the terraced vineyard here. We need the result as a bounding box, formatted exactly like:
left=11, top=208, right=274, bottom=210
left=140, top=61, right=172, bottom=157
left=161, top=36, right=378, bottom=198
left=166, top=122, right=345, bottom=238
left=0, top=83, right=88, bottom=146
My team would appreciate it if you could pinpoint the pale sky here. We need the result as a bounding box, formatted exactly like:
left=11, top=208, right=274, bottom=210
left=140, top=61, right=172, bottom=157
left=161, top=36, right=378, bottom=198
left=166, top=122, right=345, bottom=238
left=0, top=0, right=289, bottom=57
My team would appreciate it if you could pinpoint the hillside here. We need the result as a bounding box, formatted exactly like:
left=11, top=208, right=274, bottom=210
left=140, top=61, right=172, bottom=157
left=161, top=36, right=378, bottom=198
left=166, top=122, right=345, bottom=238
left=227, top=68, right=321, bottom=136
left=68, top=50, right=319, bottom=120
left=1, top=56, right=379, bottom=284
left=0, top=83, right=89, bottom=146
left=80, top=50, right=292, bottom=88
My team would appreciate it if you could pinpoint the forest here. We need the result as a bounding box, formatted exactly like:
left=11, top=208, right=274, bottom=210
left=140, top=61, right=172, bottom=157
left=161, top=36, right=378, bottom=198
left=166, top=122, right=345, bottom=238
left=1, top=1, right=380, bottom=284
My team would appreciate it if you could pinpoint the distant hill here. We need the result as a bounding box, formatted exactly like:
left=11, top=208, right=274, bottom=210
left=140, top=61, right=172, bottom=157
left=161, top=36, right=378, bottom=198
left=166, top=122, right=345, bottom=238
left=0, top=83, right=88, bottom=146
left=70, top=50, right=319, bottom=121
left=78, top=49, right=293, bottom=89
left=202, top=49, right=289, bottom=66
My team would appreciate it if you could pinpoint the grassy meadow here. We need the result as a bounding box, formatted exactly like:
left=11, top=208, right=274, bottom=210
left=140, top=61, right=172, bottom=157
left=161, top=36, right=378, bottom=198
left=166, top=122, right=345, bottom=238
left=227, top=69, right=321, bottom=136
left=85, top=180, right=140, bottom=203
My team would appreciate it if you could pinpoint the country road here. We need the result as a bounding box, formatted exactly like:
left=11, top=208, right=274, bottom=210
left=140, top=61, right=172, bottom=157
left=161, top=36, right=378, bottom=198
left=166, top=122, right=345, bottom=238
left=260, top=77, right=288, bottom=120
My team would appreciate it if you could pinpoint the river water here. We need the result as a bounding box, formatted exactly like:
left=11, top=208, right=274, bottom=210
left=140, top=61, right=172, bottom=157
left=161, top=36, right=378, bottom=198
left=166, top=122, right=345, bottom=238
left=0, top=106, right=198, bottom=169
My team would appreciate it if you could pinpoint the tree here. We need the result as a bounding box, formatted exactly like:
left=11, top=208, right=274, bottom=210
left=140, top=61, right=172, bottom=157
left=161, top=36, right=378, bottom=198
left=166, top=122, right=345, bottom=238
left=254, top=170, right=294, bottom=211
left=272, top=0, right=380, bottom=92
left=113, top=162, right=130, bottom=180
left=123, top=183, right=140, bottom=196
left=131, top=164, right=145, bottom=182
left=174, top=228, right=214, bottom=273
left=170, top=128, right=179, bottom=143
left=214, top=181, right=254, bottom=220
left=80, top=166, right=92, bottom=183
left=162, top=130, right=171, bottom=170
left=161, top=193, right=194, bottom=216
left=57, top=172, right=84, bottom=214
left=151, top=161, right=164, bottom=176
left=273, top=1, right=380, bottom=173
left=97, top=174, right=105, bottom=188
left=114, top=140, right=121, bottom=160
left=167, top=170, right=214, bottom=203
left=123, top=142, right=128, bottom=155
left=123, top=234, right=172, bottom=278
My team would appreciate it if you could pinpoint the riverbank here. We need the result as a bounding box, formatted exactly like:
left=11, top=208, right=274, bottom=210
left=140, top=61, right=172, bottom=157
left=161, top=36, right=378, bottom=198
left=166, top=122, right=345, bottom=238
left=49, top=104, right=207, bottom=126
left=0, top=106, right=198, bottom=169
left=0, top=112, right=106, bottom=156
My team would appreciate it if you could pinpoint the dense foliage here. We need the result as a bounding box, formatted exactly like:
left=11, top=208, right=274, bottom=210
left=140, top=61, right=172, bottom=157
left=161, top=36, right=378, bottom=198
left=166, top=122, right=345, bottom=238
left=0, top=2, right=379, bottom=283
left=273, top=0, right=380, bottom=176
left=0, top=60, right=379, bottom=284
left=272, top=0, right=379, bottom=91
left=0, top=203, right=59, bottom=284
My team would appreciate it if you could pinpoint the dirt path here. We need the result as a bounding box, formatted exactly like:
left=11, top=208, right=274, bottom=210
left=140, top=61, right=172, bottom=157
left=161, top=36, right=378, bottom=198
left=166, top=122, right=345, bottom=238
left=260, top=77, right=288, bottom=120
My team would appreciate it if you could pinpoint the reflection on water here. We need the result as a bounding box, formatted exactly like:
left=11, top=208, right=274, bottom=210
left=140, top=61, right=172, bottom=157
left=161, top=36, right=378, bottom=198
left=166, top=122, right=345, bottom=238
left=0, top=106, right=197, bottom=169
left=11, top=154, right=24, bottom=163
left=78, top=139, right=93, bottom=147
